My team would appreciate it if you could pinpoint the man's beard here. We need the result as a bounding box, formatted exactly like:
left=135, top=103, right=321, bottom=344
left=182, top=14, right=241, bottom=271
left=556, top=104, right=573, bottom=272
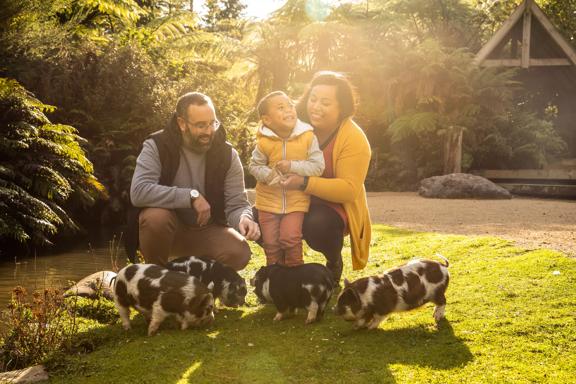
left=182, top=130, right=214, bottom=153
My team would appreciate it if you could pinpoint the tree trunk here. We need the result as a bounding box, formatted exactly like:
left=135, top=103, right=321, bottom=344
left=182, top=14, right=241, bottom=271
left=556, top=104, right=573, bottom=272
left=443, top=126, right=463, bottom=174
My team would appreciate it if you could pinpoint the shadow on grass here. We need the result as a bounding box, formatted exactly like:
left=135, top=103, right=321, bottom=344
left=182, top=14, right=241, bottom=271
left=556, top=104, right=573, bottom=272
left=178, top=305, right=473, bottom=384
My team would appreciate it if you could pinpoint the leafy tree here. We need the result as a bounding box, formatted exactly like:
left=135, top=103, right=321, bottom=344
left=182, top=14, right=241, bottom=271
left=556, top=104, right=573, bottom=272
left=203, top=0, right=246, bottom=35
left=0, top=78, right=106, bottom=253
left=471, top=108, right=567, bottom=169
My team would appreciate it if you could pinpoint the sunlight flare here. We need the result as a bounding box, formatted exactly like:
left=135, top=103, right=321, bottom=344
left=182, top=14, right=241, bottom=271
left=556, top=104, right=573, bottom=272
left=177, top=362, right=202, bottom=384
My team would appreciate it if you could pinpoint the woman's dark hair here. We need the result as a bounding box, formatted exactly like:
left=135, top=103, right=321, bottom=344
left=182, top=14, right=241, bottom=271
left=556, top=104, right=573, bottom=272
left=296, top=71, right=357, bottom=124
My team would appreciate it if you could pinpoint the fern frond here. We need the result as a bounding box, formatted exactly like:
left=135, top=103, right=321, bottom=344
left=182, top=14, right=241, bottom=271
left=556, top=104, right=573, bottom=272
left=389, top=112, right=438, bottom=143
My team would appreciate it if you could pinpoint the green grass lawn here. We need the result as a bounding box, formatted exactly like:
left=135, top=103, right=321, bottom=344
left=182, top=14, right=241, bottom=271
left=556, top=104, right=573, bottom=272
left=49, top=225, right=576, bottom=383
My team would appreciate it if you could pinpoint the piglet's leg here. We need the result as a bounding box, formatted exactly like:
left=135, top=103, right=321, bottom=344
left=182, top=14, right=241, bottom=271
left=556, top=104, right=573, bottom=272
left=116, top=305, right=131, bottom=330
left=273, top=301, right=291, bottom=321
left=353, top=315, right=370, bottom=329
left=433, top=290, right=447, bottom=323
left=148, top=310, right=167, bottom=336
left=305, top=301, right=319, bottom=324
left=367, top=315, right=385, bottom=330
left=175, top=314, right=189, bottom=330
left=433, top=305, right=446, bottom=323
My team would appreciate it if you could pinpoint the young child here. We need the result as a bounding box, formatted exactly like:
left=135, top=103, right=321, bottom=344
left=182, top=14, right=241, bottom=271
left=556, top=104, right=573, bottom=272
left=249, top=91, right=324, bottom=266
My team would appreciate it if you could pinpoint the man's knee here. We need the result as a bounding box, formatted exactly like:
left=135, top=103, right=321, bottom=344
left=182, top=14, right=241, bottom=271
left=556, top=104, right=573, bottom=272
left=139, top=208, right=177, bottom=233
left=219, top=236, right=251, bottom=271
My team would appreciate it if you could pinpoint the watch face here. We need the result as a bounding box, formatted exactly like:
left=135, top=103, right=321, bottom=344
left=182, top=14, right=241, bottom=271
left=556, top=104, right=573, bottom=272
left=190, top=189, right=200, bottom=199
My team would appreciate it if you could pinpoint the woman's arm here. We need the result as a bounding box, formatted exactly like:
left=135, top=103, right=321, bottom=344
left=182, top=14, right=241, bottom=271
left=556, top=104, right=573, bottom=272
left=282, top=126, right=371, bottom=204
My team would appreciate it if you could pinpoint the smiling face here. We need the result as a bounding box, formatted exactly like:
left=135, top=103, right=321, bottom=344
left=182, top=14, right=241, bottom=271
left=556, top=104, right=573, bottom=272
left=261, top=94, right=297, bottom=138
left=177, top=103, right=217, bottom=153
left=306, top=84, right=340, bottom=134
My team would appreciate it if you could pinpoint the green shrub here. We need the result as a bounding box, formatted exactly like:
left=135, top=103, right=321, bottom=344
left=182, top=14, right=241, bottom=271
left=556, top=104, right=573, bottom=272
left=65, top=296, right=118, bottom=325
left=0, top=287, right=78, bottom=371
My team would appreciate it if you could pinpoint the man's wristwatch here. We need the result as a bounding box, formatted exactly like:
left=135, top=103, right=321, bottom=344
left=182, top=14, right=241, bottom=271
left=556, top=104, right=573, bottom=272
left=190, top=189, right=200, bottom=202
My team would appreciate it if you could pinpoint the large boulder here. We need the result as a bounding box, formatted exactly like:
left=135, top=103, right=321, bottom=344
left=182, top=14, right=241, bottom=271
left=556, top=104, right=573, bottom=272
left=419, top=173, right=512, bottom=199
left=64, top=271, right=117, bottom=300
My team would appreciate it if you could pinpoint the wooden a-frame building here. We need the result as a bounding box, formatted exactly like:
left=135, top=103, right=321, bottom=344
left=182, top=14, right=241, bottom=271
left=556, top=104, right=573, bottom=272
left=472, top=0, right=576, bottom=197
left=474, top=0, right=576, bottom=68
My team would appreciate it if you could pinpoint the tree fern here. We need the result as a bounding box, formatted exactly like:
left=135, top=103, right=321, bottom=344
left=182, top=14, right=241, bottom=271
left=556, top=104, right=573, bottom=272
left=0, top=77, right=105, bottom=249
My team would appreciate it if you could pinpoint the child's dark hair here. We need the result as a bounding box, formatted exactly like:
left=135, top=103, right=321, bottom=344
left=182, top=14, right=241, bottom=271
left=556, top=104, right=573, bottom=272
left=257, top=91, right=288, bottom=118
left=296, top=71, right=357, bottom=124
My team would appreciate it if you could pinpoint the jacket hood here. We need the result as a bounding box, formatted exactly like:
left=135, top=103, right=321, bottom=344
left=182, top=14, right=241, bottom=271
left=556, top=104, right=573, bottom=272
left=258, top=119, right=313, bottom=140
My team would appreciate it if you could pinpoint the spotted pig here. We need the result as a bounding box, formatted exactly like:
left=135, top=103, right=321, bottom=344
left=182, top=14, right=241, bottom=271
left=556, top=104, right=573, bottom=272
left=335, top=256, right=449, bottom=329
left=251, top=263, right=334, bottom=324
left=166, top=256, right=247, bottom=308
left=113, top=264, right=214, bottom=336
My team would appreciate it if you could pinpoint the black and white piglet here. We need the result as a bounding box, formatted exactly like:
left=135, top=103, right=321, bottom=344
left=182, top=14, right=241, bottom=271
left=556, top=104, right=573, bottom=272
left=251, top=263, right=334, bottom=324
left=165, top=256, right=247, bottom=308
left=114, top=264, right=215, bottom=336
left=335, top=257, right=449, bottom=329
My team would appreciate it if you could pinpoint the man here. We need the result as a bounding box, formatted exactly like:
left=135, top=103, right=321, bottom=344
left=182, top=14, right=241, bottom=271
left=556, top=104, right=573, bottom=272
left=128, top=92, right=260, bottom=270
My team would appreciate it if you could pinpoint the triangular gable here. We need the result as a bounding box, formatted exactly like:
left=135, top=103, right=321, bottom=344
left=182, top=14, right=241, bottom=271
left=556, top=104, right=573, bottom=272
left=474, top=0, right=576, bottom=67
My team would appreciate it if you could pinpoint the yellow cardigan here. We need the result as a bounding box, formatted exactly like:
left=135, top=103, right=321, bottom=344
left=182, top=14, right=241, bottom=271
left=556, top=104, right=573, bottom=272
left=305, top=118, right=372, bottom=270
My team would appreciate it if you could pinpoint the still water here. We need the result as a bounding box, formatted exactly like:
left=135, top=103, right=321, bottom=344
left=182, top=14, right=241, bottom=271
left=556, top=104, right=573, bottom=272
left=0, top=244, right=127, bottom=310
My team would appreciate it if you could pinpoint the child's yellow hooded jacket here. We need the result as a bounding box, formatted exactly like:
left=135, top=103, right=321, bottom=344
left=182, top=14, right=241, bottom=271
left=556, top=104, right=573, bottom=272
left=249, top=119, right=324, bottom=214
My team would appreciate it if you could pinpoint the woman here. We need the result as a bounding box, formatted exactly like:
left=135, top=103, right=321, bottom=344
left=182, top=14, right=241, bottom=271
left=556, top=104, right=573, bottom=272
left=280, top=71, right=372, bottom=282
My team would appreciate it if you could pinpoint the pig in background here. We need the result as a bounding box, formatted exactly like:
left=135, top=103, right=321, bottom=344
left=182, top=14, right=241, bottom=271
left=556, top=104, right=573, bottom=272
left=335, top=256, right=450, bottom=329
left=165, top=255, right=247, bottom=308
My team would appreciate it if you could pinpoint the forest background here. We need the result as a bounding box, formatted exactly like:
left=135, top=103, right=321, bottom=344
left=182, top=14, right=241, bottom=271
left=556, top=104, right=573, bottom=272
left=0, top=0, right=574, bottom=256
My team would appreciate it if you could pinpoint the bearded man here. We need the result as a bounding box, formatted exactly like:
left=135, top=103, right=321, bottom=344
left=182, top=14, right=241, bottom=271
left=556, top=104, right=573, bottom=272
left=127, top=92, right=260, bottom=269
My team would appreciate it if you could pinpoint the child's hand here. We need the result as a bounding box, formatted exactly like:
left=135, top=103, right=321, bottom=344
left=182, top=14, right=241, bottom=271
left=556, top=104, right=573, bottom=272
left=266, top=168, right=283, bottom=186
left=275, top=160, right=291, bottom=174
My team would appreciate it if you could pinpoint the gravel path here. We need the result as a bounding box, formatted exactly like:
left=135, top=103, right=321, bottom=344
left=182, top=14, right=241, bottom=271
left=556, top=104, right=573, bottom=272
left=367, top=192, right=576, bottom=257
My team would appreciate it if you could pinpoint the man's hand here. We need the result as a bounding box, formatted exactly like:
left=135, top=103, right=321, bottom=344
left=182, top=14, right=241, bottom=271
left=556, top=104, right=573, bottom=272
left=239, top=215, right=260, bottom=241
left=192, top=194, right=211, bottom=226
left=279, top=174, right=305, bottom=190
left=275, top=160, right=291, bottom=174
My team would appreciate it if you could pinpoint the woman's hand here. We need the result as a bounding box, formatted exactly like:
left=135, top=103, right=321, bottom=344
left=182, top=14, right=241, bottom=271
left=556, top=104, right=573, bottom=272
left=280, top=174, right=305, bottom=190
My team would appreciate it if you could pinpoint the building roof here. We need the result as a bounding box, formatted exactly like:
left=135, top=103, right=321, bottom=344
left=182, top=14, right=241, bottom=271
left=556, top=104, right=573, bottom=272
left=474, top=0, right=576, bottom=68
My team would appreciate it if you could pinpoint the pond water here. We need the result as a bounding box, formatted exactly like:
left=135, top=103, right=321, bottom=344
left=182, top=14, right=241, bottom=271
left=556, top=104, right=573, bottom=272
left=0, top=243, right=127, bottom=311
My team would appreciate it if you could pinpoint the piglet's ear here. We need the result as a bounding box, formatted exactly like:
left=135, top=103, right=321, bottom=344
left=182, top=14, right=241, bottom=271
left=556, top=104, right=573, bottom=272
left=206, top=281, right=215, bottom=292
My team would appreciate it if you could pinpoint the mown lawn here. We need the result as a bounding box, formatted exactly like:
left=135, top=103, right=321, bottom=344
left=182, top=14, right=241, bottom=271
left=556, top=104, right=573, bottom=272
left=49, top=225, right=576, bottom=383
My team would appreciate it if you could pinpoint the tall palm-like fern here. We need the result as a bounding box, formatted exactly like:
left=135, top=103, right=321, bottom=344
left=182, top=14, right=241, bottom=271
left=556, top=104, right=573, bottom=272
left=0, top=78, right=106, bottom=247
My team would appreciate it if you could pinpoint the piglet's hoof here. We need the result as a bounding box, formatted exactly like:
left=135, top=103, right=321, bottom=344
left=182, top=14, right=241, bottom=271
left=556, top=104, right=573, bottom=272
left=273, top=313, right=284, bottom=322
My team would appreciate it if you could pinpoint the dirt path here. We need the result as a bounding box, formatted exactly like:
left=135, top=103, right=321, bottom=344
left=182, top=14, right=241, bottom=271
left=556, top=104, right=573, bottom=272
left=367, top=192, right=576, bottom=256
